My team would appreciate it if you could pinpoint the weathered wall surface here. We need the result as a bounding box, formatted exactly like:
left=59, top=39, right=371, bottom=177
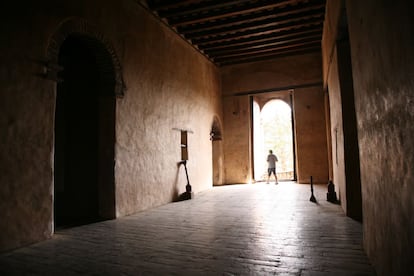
left=294, top=87, right=329, bottom=183
left=221, top=53, right=323, bottom=94
left=0, top=0, right=221, bottom=251
left=326, top=46, right=347, bottom=209
left=0, top=2, right=58, bottom=251
left=222, top=96, right=252, bottom=184
left=114, top=2, right=222, bottom=216
left=321, top=0, right=343, bottom=86
left=322, top=0, right=345, bottom=202
left=346, top=1, right=414, bottom=275
left=322, top=0, right=363, bottom=221
left=221, top=53, right=328, bottom=184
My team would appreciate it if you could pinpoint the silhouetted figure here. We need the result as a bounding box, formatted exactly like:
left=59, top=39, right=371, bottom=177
left=266, top=150, right=278, bottom=184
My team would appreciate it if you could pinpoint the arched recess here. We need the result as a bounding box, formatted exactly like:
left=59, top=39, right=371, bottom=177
left=46, top=18, right=125, bottom=97
left=47, top=18, right=125, bottom=229
left=210, top=116, right=224, bottom=186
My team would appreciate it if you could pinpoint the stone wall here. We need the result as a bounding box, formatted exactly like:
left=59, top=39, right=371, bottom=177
left=293, top=87, right=329, bottom=184
left=346, top=0, right=414, bottom=275
left=0, top=0, right=221, bottom=251
left=322, top=0, right=363, bottom=221
left=322, top=0, right=346, bottom=211
left=221, top=96, right=252, bottom=184
left=113, top=3, right=222, bottom=216
left=221, top=53, right=329, bottom=184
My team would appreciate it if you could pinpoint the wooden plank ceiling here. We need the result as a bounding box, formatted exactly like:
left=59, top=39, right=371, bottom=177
left=143, top=0, right=326, bottom=66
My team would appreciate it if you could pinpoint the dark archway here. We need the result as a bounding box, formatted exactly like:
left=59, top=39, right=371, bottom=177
left=54, top=34, right=116, bottom=228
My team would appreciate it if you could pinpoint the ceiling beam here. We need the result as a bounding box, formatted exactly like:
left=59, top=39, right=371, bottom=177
left=205, top=34, right=321, bottom=56
left=144, top=0, right=326, bottom=67
left=155, top=0, right=254, bottom=18
left=178, top=3, right=325, bottom=34
left=216, top=46, right=321, bottom=66
left=201, top=27, right=322, bottom=51
left=186, top=12, right=324, bottom=40
left=193, top=21, right=323, bottom=46
left=168, top=0, right=305, bottom=27
left=211, top=41, right=321, bottom=59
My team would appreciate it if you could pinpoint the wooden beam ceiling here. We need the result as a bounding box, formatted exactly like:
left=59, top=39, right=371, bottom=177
left=145, top=0, right=326, bottom=66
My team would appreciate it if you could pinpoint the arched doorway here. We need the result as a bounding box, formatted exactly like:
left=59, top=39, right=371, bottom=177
left=253, top=99, right=295, bottom=182
left=54, top=34, right=116, bottom=228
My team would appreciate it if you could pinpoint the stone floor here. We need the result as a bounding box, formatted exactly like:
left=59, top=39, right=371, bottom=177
left=0, top=182, right=376, bottom=275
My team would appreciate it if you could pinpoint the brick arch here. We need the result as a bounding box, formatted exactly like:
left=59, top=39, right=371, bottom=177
left=46, top=18, right=126, bottom=97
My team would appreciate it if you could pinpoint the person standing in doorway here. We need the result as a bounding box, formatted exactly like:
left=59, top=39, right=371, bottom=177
left=266, top=150, right=278, bottom=184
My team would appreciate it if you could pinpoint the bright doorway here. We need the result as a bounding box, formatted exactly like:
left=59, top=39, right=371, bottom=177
left=253, top=99, right=295, bottom=182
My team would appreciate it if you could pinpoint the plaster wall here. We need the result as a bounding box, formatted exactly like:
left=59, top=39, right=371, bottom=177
left=221, top=53, right=328, bottom=184
left=321, top=0, right=343, bottom=86
left=222, top=96, right=252, bottom=184
left=221, top=53, right=323, bottom=95
left=323, top=0, right=363, bottom=221
left=114, top=3, right=221, bottom=216
left=326, top=47, right=347, bottom=209
left=322, top=0, right=344, bottom=201
left=212, top=140, right=224, bottom=185
left=346, top=1, right=414, bottom=275
left=293, top=87, right=329, bottom=184
left=0, top=0, right=221, bottom=251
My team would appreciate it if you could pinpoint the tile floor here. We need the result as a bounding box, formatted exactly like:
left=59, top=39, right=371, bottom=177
left=0, top=182, right=376, bottom=275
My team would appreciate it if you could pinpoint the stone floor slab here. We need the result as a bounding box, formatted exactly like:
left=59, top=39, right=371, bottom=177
left=0, top=182, right=376, bottom=275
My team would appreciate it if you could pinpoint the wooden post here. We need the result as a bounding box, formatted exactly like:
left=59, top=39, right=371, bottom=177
left=310, top=176, right=316, bottom=202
